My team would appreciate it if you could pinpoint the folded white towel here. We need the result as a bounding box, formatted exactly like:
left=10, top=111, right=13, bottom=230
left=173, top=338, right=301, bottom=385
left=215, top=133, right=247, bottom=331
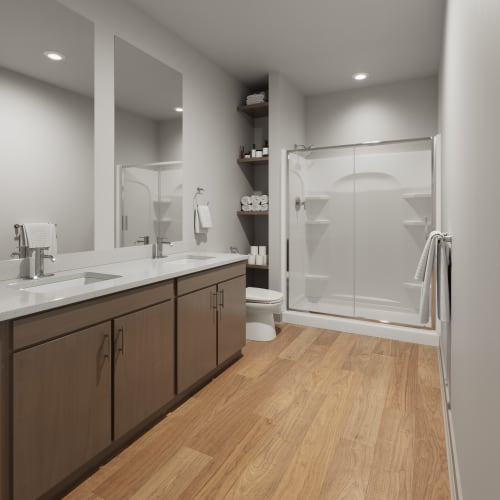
left=23, top=223, right=57, bottom=254
left=259, top=203, right=269, bottom=211
left=251, top=202, right=260, bottom=211
left=241, top=204, right=252, bottom=212
left=251, top=195, right=260, bottom=204
left=197, top=204, right=212, bottom=229
left=259, top=194, right=268, bottom=204
left=415, top=230, right=441, bottom=280
left=241, top=195, right=251, bottom=205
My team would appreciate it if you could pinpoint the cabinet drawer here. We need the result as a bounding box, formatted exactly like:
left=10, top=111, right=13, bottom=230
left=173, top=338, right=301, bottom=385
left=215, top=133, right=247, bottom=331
left=13, top=280, right=173, bottom=351
left=177, top=262, right=246, bottom=296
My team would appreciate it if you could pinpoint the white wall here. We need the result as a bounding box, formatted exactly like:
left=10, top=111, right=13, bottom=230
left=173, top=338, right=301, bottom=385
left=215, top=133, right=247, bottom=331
left=62, top=0, right=253, bottom=255
left=440, top=1, right=500, bottom=498
left=306, top=76, right=438, bottom=147
left=0, top=66, right=94, bottom=257
left=268, top=72, right=306, bottom=292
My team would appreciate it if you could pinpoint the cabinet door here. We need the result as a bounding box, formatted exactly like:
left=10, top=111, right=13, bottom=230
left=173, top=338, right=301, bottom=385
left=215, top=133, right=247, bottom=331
left=177, top=285, right=217, bottom=393
left=218, top=275, right=246, bottom=364
left=13, top=322, right=112, bottom=500
left=114, top=300, right=174, bottom=439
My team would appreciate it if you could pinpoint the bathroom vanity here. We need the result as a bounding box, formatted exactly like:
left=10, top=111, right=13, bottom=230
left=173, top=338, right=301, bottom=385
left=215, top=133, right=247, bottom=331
left=0, top=254, right=246, bottom=500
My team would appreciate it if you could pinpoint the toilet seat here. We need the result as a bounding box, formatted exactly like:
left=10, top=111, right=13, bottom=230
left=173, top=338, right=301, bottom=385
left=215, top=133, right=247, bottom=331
left=246, top=287, right=283, bottom=304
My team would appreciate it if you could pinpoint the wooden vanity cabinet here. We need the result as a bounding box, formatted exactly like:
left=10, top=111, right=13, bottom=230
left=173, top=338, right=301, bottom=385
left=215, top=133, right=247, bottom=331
left=114, top=300, right=175, bottom=439
left=177, top=263, right=246, bottom=392
left=217, top=275, right=246, bottom=365
left=13, top=322, right=112, bottom=500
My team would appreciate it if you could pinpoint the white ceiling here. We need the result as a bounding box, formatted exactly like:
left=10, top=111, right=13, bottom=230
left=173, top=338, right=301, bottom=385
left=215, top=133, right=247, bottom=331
left=129, top=0, right=446, bottom=95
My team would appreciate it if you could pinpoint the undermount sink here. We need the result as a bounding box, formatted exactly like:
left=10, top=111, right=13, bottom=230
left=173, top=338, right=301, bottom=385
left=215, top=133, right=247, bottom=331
left=18, top=272, right=122, bottom=294
left=165, top=254, right=215, bottom=265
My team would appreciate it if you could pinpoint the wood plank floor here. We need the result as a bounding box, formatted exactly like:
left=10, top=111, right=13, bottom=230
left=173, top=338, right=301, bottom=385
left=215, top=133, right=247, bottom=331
left=65, top=324, right=450, bottom=500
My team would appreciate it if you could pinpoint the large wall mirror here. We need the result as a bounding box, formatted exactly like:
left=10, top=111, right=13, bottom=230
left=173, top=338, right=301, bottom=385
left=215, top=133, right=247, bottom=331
left=0, top=0, right=94, bottom=259
left=114, top=37, right=183, bottom=248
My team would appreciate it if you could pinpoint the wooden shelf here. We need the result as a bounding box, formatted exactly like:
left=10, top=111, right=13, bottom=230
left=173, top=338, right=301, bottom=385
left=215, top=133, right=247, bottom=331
left=237, top=157, right=268, bottom=165
left=237, top=211, right=269, bottom=216
left=247, top=264, right=269, bottom=270
left=237, top=101, right=269, bottom=118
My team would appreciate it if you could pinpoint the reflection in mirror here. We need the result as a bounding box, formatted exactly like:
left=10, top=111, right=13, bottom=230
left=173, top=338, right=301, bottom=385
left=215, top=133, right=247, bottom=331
left=114, top=37, right=183, bottom=248
left=0, top=0, right=94, bottom=259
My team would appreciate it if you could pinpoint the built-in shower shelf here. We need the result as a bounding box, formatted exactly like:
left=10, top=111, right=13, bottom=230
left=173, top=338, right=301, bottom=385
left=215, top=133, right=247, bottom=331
left=304, top=194, right=330, bottom=201
left=403, top=219, right=427, bottom=227
left=154, top=198, right=172, bottom=205
left=305, top=219, right=330, bottom=225
left=402, top=192, right=432, bottom=199
left=155, top=218, right=172, bottom=223
left=404, top=281, right=423, bottom=289
left=305, top=274, right=329, bottom=280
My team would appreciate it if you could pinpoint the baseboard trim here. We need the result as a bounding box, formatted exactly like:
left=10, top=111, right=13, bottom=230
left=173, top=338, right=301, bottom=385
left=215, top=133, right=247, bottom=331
left=438, top=346, right=463, bottom=500
left=282, top=310, right=439, bottom=345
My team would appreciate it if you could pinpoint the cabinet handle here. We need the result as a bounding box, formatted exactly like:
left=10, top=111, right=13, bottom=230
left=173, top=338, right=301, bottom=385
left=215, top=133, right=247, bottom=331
left=219, top=289, right=224, bottom=309
left=211, top=291, right=218, bottom=310
left=117, top=327, right=124, bottom=353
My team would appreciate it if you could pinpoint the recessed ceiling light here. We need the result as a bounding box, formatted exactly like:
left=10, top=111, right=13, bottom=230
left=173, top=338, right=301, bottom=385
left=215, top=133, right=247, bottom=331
left=174, top=107, right=183, bottom=113
left=352, top=72, right=369, bottom=81
left=44, top=51, right=65, bottom=62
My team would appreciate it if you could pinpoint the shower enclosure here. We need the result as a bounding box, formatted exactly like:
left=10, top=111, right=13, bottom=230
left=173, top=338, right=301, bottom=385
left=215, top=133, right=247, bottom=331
left=288, top=138, right=433, bottom=328
left=116, top=161, right=183, bottom=247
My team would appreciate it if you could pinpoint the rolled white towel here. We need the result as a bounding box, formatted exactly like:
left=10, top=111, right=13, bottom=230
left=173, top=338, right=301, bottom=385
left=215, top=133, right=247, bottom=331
left=241, top=204, right=252, bottom=212
left=241, top=195, right=251, bottom=205
left=259, top=194, right=268, bottom=204
left=251, top=195, right=261, bottom=204
left=259, top=203, right=269, bottom=211
left=251, top=202, right=260, bottom=211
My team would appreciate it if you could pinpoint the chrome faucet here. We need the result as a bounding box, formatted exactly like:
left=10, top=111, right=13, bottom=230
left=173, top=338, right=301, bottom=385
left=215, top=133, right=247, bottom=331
left=153, top=237, right=173, bottom=259
left=30, top=247, right=56, bottom=279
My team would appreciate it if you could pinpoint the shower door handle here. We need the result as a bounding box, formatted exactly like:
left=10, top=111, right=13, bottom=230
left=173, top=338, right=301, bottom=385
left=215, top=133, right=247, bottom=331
left=295, top=197, right=305, bottom=211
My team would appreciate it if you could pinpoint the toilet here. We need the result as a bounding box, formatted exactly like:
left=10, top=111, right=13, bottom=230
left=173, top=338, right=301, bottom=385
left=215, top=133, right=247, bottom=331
left=246, top=287, right=283, bottom=341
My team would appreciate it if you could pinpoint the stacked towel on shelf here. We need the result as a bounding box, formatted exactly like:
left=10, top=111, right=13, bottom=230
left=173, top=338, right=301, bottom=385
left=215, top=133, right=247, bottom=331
left=414, top=231, right=451, bottom=324
left=246, top=91, right=267, bottom=105
left=241, top=194, right=269, bottom=212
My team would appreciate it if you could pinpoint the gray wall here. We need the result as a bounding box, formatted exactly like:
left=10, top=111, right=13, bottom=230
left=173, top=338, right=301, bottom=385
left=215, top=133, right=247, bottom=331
left=440, top=1, right=500, bottom=498
left=0, top=66, right=94, bottom=257
left=268, top=71, right=306, bottom=292
left=62, top=0, right=253, bottom=254
left=306, top=76, right=438, bottom=146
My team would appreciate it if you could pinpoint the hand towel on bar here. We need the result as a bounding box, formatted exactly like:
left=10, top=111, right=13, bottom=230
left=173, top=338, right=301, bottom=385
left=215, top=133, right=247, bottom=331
left=22, top=223, right=57, bottom=254
left=197, top=204, right=212, bottom=229
left=437, top=240, right=451, bottom=322
left=194, top=208, right=207, bottom=234
left=415, top=230, right=441, bottom=280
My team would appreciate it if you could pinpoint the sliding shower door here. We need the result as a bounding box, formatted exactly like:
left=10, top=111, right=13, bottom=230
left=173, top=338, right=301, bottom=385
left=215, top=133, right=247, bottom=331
left=287, top=138, right=433, bottom=328
left=354, top=140, right=433, bottom=326
left=288, top=147, right=355, bottom=317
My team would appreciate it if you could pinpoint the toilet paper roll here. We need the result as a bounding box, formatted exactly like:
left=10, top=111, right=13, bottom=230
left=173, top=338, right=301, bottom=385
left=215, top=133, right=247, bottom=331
left=248, top=254, right=256, bottom=265
left=250, top=246, right=258, bottom=255
left=258, top=246, right=267, bottom=255
left=256, top=254, right=265, bottom=266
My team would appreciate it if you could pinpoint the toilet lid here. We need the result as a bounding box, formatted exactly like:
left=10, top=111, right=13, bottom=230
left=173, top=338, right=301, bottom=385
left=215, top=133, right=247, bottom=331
left=246, top=287, right=283, bottom=304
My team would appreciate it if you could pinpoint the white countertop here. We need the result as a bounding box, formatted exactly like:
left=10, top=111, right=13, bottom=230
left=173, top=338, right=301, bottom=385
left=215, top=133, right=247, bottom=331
left=0, top=252, right=247, bottom=322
